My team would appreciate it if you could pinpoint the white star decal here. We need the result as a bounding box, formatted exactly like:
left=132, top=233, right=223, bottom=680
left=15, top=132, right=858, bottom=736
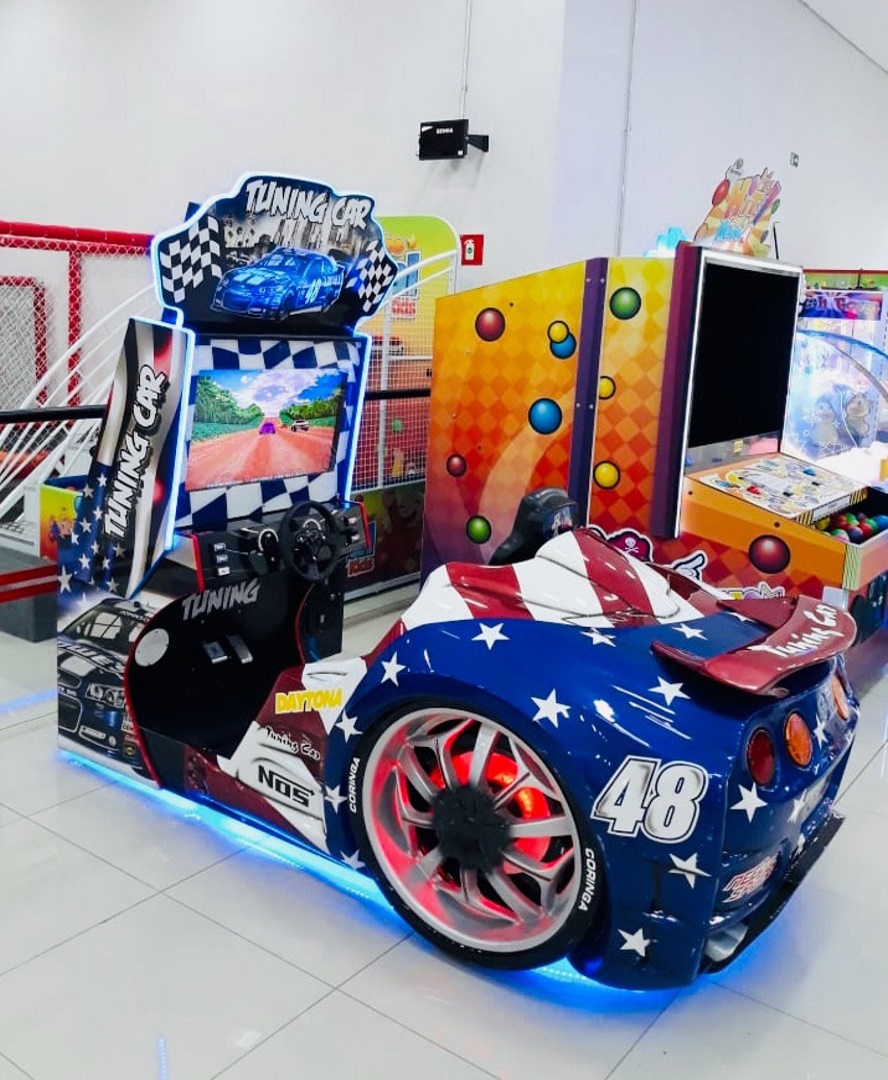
left=788, top=794, right=806, bottom=824
left=70, top=529, right=79, bottom=546
left=335, top=711, right=362, bottom=740
left=91, top=541, right=99, bottom=556
left=668, top=852, right=711, bottom=888
left=531, top=689, right=570, bottom=728
left=102, top=557, right=111, bottom=570
left=618, top=927, right=651, bottom=957
left=672, top=623, right=706, bottom=641
left=381, top=653, right=406, bottom=686
left=472, top=623, right=509, bottom=650
left=97, top=473, right=107, bottom=487
left=731, top=782, right=767, bottom=822
left=582, top=627, right=616, bottom=647
left=58, top=566, right=72, bottom=593
left=324, top=785, right=347, bottom=812
left=78, top=519, right=90, bottom=532
left=78, top=553, right=91, bottom=571
left=813, top=716, right=828, bottom=748
left=93, top=507, right=102, bottom=521
left=107, top=579, right=120, bottom=594
left=83, top=484, right=94, bottom=498
left=342, top=849, right=364, bottom=871
left=113, top=542, right=125, bottom=558
left=728, top=610, right=753, bottom=623
left=648, top=678, right=690, bottom=707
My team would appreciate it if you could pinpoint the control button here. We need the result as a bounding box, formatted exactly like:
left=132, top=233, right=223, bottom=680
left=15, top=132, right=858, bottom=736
left=202, top=640, right=228, bottom=664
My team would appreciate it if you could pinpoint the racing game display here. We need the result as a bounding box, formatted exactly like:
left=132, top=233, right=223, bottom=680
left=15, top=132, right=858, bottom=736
left=184, top=367, right=347, bottom=491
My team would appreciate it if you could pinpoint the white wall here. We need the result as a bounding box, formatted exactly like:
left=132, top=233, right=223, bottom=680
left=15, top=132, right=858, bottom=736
left=3, top=0, right=888, bottom=282
left=621, top=0, right=888, bottom=267
left=0, top=0, right=565, bottom=285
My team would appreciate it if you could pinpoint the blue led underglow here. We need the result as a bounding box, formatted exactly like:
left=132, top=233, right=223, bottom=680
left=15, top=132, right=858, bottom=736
left=59, top=750, right=388, bottom=911
left=0, top=688, right=55, bottom=717
left=58, top=749, right=661, bottom=1006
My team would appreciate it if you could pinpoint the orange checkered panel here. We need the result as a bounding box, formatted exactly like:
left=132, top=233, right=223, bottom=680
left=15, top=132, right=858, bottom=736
left=588, top=259, right=674, bottom=535
left=422, top=263, right=586, bottom=574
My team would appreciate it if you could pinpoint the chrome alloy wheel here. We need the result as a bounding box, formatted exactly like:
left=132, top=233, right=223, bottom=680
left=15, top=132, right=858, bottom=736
left=360, top=707, right=584, bottom=953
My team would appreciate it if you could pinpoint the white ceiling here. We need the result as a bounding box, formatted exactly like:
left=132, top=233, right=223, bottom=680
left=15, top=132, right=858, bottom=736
left=803, top=0, right=888, bottom=73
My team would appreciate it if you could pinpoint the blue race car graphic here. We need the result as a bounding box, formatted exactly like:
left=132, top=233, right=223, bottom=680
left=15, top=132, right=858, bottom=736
left=125, top=502, right=858, bottom=991
left=211, top=247, right=344, bottom=319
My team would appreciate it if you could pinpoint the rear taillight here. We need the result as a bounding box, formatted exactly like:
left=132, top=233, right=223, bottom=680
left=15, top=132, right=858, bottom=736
left=747, top=728, right=776, bottom=786
left=831, top=674, right=851, bottom=721
left=784, top=712, right=813, bottom=767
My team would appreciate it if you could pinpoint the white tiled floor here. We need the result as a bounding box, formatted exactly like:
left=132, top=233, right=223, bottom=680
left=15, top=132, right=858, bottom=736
left=1, top=618, right=888, bottom=1079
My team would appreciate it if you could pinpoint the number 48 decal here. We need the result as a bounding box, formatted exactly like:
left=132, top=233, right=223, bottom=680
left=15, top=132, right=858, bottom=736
left=592, top=756, right=709, bottom=844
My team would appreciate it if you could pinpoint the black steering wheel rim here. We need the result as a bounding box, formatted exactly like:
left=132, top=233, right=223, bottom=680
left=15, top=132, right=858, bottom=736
left=279, top=501, right=345, bottom=582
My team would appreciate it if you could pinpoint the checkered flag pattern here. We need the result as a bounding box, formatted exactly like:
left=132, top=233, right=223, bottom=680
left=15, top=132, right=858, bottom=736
left=345, top=241, right=397, bottom=314
left=157, top=215, right=223, bottom=305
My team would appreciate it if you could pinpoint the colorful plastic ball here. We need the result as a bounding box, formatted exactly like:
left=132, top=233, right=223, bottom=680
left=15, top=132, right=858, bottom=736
left=528, top=398, right=562, bottom=435
left=830, top=529, right=849, bottom=542
left=465, top=515, right=492, bottom=544
left=593, top=460, right=620, bottom=490
left=549, top=333, right=576, bottom=359
left=748, top=534, right=791, bottom=574
left=874, top=515, right=888, bottom=531
left=547, top=320, right=570, bottom=344
left=814, top=518, right=830, bottom=531
left=445, top=453, right=467, bottom=477
left=859, top=522, right=874, bottom=540
left=474, top=307, right=506, bottom=342
left=847, top=526, right=864, bottom=543
left=609, top=287, right=642, bottom=321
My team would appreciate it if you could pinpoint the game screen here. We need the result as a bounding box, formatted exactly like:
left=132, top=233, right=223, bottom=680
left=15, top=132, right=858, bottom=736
left=686, top=260, right=802, bottom=450
left=184, top=367, right=347, bottom=492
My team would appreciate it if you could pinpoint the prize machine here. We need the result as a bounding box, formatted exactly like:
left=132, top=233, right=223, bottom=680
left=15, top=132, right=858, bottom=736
left=55, top=174, right=396, bottom=786
left=783, top=275, right=888, bottom=488
left=423, top=243, right=888, bottom=640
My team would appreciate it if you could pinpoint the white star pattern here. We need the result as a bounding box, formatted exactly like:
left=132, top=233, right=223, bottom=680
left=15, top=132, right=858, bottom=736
left=342, top=850, right=364, bottom=871
left=472, top=623, right=509, bottom=650
left=335, top=711, right=362, bottom=740
left=78, top=554, right=91, bottom=571
left=70, top=529, right=79, bottom=546
left=324, top=785, right=347, bottom=812
left=58, top=567, right=72, bottom=593
left=672, top=623, right=706, bottom=641
left=83, top=484, right=94, bottom=498
left=381, top=653, right=406, bottom=686
left=107, top=579, right=120, bottom=594
left=78, top=519, right=89, bottom=532
left=97, top=474, right=107, bottom=487
left=93, top=507, right=102, bottom=521
left=113, top=542, right=125, bottom=558
left=648, top=678, right=690, bottom=707
left=789, top=794, right=806, bottom=824
left=813, top=715, right=828, bottom=748
left=102, top=557, right=111, bottom=570
left=91, top=541, right=99, bottom=555
left=582, top=628, right=616, bottom=647
left=531, top=689, right=570, bottom=728
left=731, top=782, right=768, bottom=822
left=668, top=852, right=711, bottom=888
left=618, top=927, right=651, bottom=957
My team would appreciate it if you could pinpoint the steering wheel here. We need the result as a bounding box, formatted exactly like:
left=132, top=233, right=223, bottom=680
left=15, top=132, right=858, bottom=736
left=279, top=501, right=346, bottom=583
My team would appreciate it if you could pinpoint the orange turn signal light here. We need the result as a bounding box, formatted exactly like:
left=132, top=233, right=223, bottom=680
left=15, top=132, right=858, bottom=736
left=784, top=712, right=813, bottom=768
left=831, top=675, right=851, bottom=721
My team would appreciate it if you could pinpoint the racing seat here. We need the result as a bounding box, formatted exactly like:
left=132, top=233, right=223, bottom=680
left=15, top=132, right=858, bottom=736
left=489, top=488, right=579, bottom=566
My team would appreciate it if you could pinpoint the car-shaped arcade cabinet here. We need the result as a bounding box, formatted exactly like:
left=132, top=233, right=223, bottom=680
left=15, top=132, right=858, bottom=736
left=56, top=177, right=858, bottom=993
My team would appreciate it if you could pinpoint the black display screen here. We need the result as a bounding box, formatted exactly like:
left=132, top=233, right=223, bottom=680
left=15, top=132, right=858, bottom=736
left=686, top=259, right=801, bottom=449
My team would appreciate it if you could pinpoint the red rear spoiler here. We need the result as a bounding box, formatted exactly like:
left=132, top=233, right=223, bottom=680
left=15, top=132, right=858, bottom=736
left=651, top=595, right=857, bottom=697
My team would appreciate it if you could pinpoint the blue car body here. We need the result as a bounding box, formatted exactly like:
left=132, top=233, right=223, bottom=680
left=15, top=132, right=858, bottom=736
left=212, top=248, right=344, bottom=319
